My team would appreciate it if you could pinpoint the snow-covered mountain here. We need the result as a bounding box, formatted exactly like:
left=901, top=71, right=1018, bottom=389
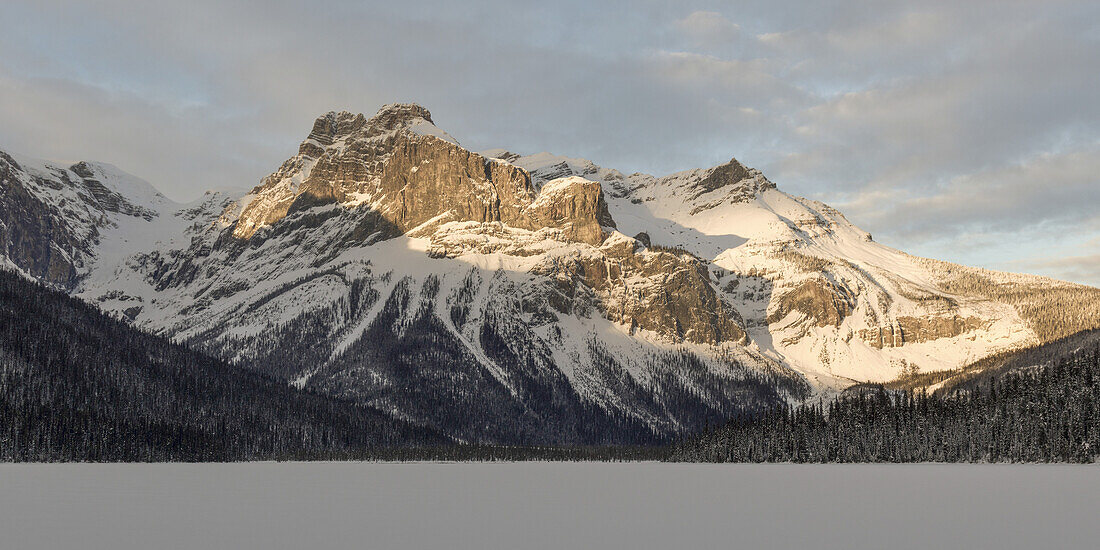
left=0, top=150, right=175, bottom=289
left=3, top=103, right=1098, bottom=443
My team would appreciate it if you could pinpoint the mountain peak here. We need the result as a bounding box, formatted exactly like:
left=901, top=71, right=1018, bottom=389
left=369, top=103, right=433, bottom=128
left=688, top=156, right=774, bottom=201
left=303, top=103, right=434, bottom=141
left=298, top=104, right=448, bottom=158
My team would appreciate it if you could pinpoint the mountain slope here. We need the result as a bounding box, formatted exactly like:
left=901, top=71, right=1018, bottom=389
left=0, top=270, right=444, bottom=461
left=3, top=102, right=1098, bottom=445
left=488, top=149, right=1100, bottom=385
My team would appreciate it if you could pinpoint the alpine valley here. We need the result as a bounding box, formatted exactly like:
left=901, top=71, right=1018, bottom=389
left=4, top=103, right=1100, bottom=445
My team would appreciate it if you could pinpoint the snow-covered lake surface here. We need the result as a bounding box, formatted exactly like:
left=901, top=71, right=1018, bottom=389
left=2, top=462, right=1097, bottom=549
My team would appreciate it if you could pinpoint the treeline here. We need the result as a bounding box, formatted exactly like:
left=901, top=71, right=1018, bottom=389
left=670, top=346, right=1100, bottom=463
left=0, top=270, right=445, bottom=462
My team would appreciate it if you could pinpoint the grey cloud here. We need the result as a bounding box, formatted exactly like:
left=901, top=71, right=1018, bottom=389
left=0, top=0, right=1097, bottom=284
left=1016, top=254, right=1100, bottom=288
left=777, top=27, right=1100, bottom=195
left=837, top=146, right=1100, bottom=240
left=0, top=68, right=272, bottom=200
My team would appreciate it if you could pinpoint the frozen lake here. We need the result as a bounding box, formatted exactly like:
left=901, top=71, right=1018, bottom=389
left=2, top=462, right=1098, bottom=549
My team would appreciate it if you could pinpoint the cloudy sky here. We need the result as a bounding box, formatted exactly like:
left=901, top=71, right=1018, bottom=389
left=1, top=1, right=1098, bottom=285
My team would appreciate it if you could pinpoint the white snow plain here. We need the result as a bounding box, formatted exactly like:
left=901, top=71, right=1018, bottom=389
left=1, top=462, right=1098, bottom=550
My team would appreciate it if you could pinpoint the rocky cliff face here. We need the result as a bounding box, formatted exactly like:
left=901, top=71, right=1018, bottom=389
left=858, top=316, right=987, bottom=349
left=233, top=105, right=613, bottom=245
left=5, top=102, right=1100, bottom=444
left=528, top=235, right=745, bottom=345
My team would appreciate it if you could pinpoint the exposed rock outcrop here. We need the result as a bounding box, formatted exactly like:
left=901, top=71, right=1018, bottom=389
left=0, top=167, right=84, bottom=287
left=233, top=105, right=613, bottom=245
left=525, top=235, right=745, bottom=345
left=767, top=278, right=855, bottom=328
left=686, top=157, right=776, bottom=214
left=859, top=316, right=987, bottom=349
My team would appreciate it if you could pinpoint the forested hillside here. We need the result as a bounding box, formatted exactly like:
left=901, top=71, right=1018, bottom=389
left=671, top=345, right=1100, bottom=463
left=0, top=271, right=445, bottom=461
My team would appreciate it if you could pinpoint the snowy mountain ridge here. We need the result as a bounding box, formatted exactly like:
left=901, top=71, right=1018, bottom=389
left=3, top=102, right=1098, bottom=444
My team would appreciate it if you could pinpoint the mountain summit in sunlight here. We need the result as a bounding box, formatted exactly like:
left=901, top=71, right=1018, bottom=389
left=3, top=102, right=1099, bottom=444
